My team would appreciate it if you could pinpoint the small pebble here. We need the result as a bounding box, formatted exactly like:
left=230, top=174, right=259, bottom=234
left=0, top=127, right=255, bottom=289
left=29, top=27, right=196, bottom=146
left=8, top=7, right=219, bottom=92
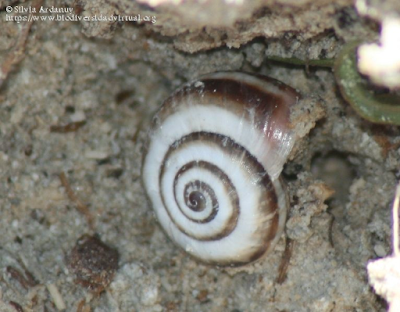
left=66, top=235, right=119, bottom=293
left=374, top=244, right=387, bottom=257
left=84, top=150, right=109, bottom=160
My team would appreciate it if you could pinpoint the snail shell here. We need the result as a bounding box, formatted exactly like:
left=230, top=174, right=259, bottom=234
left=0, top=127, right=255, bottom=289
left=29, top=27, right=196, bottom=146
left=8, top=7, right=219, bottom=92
left=143, top=71, right=300, bottom=266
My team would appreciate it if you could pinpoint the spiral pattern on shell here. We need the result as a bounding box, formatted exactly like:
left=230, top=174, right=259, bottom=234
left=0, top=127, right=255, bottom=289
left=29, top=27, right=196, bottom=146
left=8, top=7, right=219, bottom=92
left=143, top=72, right=300, bottom=266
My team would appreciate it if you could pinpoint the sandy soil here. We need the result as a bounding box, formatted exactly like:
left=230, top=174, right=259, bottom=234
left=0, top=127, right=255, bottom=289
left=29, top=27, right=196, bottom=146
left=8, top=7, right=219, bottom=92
left=1, top=0, right=399, bottom=311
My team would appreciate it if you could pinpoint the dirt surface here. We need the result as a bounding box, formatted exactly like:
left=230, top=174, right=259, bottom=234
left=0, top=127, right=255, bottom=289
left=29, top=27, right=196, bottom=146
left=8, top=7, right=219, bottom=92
left=1, top=0, right=400, bottom=311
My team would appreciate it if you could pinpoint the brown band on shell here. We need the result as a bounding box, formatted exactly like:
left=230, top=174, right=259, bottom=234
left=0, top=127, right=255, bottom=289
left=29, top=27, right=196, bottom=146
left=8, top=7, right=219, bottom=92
left=244, top=175, right=280, bottom=265
left=184, top=181, right=214, bottom=212
left=209, top=159, right=281, bottom=266
left=177, top=164, right=220, bottom=223
left=154, top=72, right=300, bottom=151
left=159, top=133, right=239, bottom=241
left=158, top=131, right=280, bottom=252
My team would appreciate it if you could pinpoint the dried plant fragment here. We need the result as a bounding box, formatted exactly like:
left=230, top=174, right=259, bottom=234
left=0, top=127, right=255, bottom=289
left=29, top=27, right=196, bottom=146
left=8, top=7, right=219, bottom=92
left=6, top=266, right=37, bottom=289
left=9, top=301, right=24, bottom=312
left=276, top=238, right=295, bottom=284
left=50, top=121, right=86, bottom=133
left=59, top=172, right=94, bottom=230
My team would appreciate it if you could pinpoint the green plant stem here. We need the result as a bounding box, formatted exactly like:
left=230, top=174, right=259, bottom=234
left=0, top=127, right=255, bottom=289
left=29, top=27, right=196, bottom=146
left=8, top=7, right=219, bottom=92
left=334, top=41, right=400, bottom=125
left=267, top=55, right=334, bottom=68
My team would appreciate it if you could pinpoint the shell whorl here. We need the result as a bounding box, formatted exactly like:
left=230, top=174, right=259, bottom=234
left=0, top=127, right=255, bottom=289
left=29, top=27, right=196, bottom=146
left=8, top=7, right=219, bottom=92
left=143, top=72, right=300, bottom=266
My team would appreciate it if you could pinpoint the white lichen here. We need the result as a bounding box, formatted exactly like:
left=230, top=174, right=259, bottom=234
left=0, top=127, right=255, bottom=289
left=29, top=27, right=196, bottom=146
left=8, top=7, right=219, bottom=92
left=358, top=18, right=400, bottom=89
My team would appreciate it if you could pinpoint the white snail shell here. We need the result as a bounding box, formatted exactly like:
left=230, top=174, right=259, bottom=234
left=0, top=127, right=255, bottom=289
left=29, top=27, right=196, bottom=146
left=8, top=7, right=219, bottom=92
left=143, top=71, right=300, bottom=266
